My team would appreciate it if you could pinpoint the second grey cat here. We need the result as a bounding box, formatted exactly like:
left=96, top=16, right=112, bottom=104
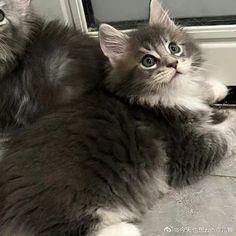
left=0, top=0, right=105, bottom=129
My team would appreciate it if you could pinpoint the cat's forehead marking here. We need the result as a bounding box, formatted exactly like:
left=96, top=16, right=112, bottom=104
left=139, top=47, right=160, bottom=59
left=158, top=36, right=173, bottom=55
left=160, top=36, right=167, bottom=45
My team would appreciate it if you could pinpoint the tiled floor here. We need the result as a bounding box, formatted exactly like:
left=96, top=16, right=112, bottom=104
left=140, top=156, right=236, bottom=236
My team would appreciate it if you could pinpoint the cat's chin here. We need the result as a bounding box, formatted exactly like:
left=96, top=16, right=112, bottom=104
left=172, top=72, right=185, bottom=81
left=157, top=70, right=179, bottom=84
left=166, top=70, right=184, bottom=83
left=133, top=74, right=210, bottom=112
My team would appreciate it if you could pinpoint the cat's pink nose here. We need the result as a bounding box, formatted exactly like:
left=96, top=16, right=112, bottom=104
left=167, top=60, right=178, bottom=69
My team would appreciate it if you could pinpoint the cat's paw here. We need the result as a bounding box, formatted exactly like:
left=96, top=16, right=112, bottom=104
left=207, top=80, right=228, bottom=104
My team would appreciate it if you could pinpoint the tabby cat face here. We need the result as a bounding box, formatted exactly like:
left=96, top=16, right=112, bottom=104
left=99, top=0, right=204, bottom=107
left=0, top=0, right=32, bottom=72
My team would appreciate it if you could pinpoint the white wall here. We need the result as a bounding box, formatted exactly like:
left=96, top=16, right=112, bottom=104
left=91, top=0, right=236, bottom=22
left=201, top=41, right=236, bottom=85
left=32, top=0, right=63, bottom=21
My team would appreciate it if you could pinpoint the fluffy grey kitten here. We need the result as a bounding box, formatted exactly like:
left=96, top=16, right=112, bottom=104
left=0, top=0, right=235, bottom=236
left=99, top=0, right=228, bottom=111
left=0, top=0, right=105, bottom=128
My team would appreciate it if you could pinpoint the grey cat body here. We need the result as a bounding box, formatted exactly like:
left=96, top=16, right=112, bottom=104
left=0, top=0, right=235, bottom=236
left=0, top=89, right=230, bottom=236
left=0, top=0, right=105, bottom=129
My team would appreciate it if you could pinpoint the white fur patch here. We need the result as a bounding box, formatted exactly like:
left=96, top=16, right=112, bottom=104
left=136, top=74, right=210, bottom=112
left=206, top=80, right=228, bottom=104
left=96, top=207, right=139, bottom=227
left=96, top=222, right=140, bottom=236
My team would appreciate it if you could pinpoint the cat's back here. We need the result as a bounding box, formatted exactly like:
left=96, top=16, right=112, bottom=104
left=25, top=19, right=105, bottom=83
left=0, top=90, right=167, bottom=236
left=0, top=91, right=136, bottom=178
left=0, top=90, right=164, bottom=205
left=32, top=20, right=104, bottom=62
left=9, top=20, right=107, bottom=124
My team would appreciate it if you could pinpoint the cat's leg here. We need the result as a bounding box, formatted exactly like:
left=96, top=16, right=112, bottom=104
left=204, top=79, right=228, bottom=104
left=95, top=222, right=141, bottom=236
left=212, top=110, right=236, bottom=156
left=168, top=111, right=236, bottom=187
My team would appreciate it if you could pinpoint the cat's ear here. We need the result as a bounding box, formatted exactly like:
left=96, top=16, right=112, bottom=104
left=99, top=24, right=129, bottom=66
left=16, top=0, right=32, bottom=9
left=149, top=0, right=175, bottom=28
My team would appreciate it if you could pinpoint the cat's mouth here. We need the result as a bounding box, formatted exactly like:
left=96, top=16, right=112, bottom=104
left=172, top=69, right=183, bottom=79
left=154, top=69, right=183, bottom=83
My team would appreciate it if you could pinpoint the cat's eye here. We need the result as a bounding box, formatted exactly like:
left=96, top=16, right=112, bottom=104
left=168, top=42, right=182, bottom=55
left=0, top=10, right=6, bottom=26
left=141, top=55, right=157, bottom=69
left=0, top=10, right=5, bottom=23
